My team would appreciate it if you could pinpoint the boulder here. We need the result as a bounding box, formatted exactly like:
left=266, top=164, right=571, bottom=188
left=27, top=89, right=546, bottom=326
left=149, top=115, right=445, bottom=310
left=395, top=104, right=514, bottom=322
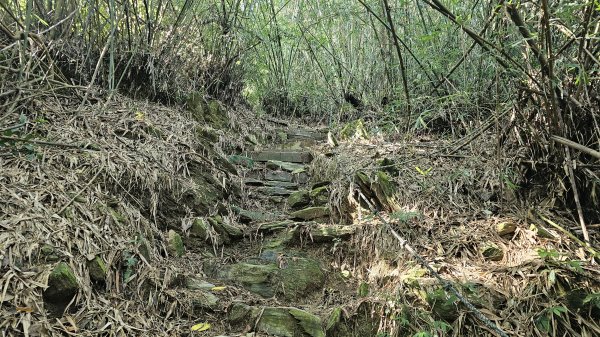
left=187, top=93, right=228, bottom=129
left=233, top=206, right=279, bottom=223
left=310, top=186, right=329, bottom=206
left=290, top=207, right=330, bottom=221
left=278, top=258, right=325, bottom=300
left=229, top=303, right=325, bottom=337
left=480, top=242, right=503, bottom=261
left=87, top=256, right=107, bottom=283
left=309, top=224, right=355, bottom=242
left=167, top=230, right=185, bottom=257
left=43, top=262, right=79, bottom=305
left=288, top=190, right=311, bottom=210
left=496, top=222, right=517, bottom=236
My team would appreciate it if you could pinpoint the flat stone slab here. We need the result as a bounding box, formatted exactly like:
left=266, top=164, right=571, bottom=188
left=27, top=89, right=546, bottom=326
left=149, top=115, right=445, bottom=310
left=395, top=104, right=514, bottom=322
left=233, top=206, right=279, bottom=223
left=285, top=128, right=327, bottom=141
left=265, top=180, right=298, bottom=189
left=265, top=171, right=309, bottom=184
left=251, top=150, right=313, bottom=163
left=266, top=170, right=293, bottom=182
left=244, top=178, right=264, bottom=186
left=266, top=160, right=305, bottom=173
left=310, top=224, right=355, bottom=242
left=290, top=207, right=330, bottom=221
left=257, top=186, right=294, bottom=196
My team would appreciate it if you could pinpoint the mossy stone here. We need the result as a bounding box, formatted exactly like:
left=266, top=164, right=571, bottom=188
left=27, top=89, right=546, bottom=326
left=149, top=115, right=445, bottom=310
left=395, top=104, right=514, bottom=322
left=44, top=262, right=79, bottom=304
left=290, top=206, right=330, bottom=221
left=187, top=92, right=228, bottom=129
left=190, top=218, right=210, bottom=239
left=167, top=230, right=185, bottom=257
left=496, top=222, right=517, bottom=236
left=289, top=308, right=325, bottom=337
left=87, top=256, right=107, bottom=283
left=480, top=242, right=503, bottom=261
left=310, top=186, right=329, bottom=206
left=277, top=258, right=325, bottom=300
left=288, top=190, right=311, bottom=210
left=325, top=307, right=343, bottom=332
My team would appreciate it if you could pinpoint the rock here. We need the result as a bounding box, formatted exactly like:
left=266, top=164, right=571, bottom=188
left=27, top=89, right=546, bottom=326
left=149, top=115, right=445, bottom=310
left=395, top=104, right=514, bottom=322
left=257, top=220, right=295, bottom=233
left=43, top=262, right=79, bottom=305
left=310, top=186, right=329, bottom=206
left=228, top=155, right=254, bottom=168
left=191, top=290, right=219, bottom=311
left=190, top=218, right=211, bottom=239
left=496, top=222, right=517, bottom=236
left=480, top=242, right=503, bottom=261
left=228, top=263, right=279, bottom=297
left=187, top=93, right=228, bottom=129
left=266, top=171, right=293, bottom=182
left=244, top=178, right=264, bottom=186
left=265, top=180, right=298, bottom=189
left=251, top=150, right=313, bottom=163
left=40, top=244, right=60, bottom=262
left=278, top=258, right=325, bottom=300
left=309, top=224, right=355, bottom=242
left=229, top=303, right=325, bottom=337
left=136, top=236, right=151, bottom=261
left=210, top=216, right=243, bottom=240
left=257, top=186, right=294, bottom=196
left=266, top=160, right=305, bottom=173
left=87, top=256, right=107, bottom=283
left=340, top=119, right=368, bottom=140
left=219, top=257, right=323, bottom=299
left=290, top=207, right=330, bottom=221
left=286, top=128, right=326, bottom=141
left=185, top=277, right=215, bottom=290
left=325, top=307, right=343, bottom=333
left=289, top=308, right=325, bottom=337
left=311, top=181, right=331, bottom=189
left=233, top=206, right=279, bottom=223
left=288, top=191, right=311, bottom=210
left=167, top=230, right=185, bottom=257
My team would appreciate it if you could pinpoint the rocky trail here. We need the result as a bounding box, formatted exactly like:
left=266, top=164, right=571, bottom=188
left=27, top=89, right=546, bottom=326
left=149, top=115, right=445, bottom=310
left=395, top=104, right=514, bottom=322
left=2, top=98, right=599, bottom=337
left=181, top=124, right=359, bottom=337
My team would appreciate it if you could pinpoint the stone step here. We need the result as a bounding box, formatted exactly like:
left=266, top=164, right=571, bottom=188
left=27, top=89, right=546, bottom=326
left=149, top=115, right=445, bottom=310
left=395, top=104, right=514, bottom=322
left=256, top=186, right=294, bottom=196
left=266, top=160, right=305, bottom=173
left=284, top=128, right=327, bottom=141
left=232, top=206, right=280, bottom=223
left=250, top=150, right=313, bottom=163
left=265, top=170, right=309, bottom=184
left=244, top=179, right=299, bottom=189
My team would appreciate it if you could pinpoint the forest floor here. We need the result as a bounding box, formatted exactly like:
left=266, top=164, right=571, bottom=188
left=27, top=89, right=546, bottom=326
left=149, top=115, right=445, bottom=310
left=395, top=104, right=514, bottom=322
left=1, top=94, right=599, bottom=337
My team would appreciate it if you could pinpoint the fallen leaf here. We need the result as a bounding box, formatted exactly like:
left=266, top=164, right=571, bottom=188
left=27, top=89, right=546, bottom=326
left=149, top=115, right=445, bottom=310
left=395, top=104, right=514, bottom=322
left=191, top=322, right=211, bottom=332
left=211, top=286, right=227, bottom=291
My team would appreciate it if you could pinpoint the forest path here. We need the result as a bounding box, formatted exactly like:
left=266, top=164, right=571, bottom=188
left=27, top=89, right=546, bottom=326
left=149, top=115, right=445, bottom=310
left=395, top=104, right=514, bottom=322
left=184, top=123, right=357, bottom=337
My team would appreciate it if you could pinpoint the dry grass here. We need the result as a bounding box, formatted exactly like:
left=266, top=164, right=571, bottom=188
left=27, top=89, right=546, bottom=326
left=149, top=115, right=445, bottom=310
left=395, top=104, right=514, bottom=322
left=307, top=123, right=600, bottom=336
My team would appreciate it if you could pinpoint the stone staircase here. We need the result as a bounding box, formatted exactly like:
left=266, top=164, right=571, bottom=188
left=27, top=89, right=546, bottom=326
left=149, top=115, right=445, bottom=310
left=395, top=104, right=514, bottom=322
left=190, top=126, right=357, bottom=337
